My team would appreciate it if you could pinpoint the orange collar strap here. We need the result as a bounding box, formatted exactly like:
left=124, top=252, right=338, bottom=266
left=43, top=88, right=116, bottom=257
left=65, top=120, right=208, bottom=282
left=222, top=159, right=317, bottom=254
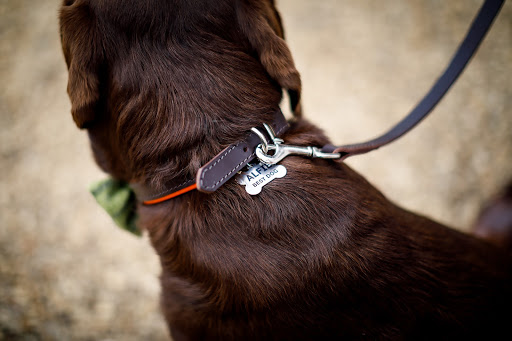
left=131, top=179, right=198, bottom=206
left=142, top=183, right=197, bottom=205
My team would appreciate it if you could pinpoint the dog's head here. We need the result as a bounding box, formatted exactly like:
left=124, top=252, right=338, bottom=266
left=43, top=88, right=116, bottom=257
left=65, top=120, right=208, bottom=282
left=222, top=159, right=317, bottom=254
left=60, top=0, right=301, bottom=185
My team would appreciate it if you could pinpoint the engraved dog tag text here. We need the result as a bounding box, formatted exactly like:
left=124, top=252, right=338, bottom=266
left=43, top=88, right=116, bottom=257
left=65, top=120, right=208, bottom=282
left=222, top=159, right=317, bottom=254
left=236, top=163, right=287, bottom=195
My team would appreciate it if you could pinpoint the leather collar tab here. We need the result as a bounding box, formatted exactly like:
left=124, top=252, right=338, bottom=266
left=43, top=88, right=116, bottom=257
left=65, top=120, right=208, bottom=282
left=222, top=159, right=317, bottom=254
left=134, top=108, right=289, bottom=205
left=196, top=109, right=289, bottom=193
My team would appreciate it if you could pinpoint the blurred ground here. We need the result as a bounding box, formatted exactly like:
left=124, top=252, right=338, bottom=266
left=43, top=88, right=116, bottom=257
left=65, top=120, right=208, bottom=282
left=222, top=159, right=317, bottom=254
left=0, top=0, right=511, bottom=340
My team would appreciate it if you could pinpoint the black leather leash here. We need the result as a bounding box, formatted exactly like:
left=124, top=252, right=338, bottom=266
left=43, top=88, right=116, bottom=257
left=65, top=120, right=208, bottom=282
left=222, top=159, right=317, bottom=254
left=321, top=0, right=505, bottom=159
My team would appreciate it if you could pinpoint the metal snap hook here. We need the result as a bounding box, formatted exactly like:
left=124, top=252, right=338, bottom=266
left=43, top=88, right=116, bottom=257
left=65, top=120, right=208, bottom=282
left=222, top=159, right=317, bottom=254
left=251, top=123, right=342, bottom=165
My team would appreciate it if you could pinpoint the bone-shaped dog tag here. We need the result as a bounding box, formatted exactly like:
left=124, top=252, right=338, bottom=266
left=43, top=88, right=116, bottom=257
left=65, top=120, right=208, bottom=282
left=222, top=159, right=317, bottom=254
left=235, top=163, right=287, bottom=195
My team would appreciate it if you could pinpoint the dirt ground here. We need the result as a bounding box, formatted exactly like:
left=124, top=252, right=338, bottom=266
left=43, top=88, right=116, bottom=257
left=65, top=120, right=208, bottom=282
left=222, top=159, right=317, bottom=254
left=1, top=0, right=511, bottom=340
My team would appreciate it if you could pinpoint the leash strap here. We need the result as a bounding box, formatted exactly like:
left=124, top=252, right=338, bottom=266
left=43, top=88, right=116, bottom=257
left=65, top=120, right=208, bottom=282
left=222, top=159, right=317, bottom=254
left=321, top=0, right=505, bottom=159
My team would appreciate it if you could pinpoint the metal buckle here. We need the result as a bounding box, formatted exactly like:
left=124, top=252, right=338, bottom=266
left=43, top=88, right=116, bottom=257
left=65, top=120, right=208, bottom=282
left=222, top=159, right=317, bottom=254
left=251, top=123, right=341, bottom=165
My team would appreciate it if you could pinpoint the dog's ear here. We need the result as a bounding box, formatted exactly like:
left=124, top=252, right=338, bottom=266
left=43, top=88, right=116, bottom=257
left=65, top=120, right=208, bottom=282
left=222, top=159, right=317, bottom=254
left=236, top=0, right=302, bottom=117
left=59, top=0, right=103, bottom=129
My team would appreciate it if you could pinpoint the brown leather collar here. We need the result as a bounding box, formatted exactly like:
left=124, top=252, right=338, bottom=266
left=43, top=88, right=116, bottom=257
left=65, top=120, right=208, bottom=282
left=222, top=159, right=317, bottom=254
left=132, top=108, right=289, bottom=205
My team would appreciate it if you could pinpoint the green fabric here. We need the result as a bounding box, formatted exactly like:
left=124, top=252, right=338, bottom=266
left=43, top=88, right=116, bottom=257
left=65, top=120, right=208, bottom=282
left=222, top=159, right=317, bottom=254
left=89, top=178, right=141, bottom=236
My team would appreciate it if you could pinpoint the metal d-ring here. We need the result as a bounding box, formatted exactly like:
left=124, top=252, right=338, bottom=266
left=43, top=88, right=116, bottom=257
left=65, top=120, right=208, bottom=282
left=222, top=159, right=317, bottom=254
left=251, top=127, right=270, bottom=154
left=262, top=123, right=284, bottom=145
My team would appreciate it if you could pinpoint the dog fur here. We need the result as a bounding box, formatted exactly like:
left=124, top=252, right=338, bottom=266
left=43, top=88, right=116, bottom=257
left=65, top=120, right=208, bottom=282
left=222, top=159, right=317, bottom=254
left=60, top=0, right=512, bottom=339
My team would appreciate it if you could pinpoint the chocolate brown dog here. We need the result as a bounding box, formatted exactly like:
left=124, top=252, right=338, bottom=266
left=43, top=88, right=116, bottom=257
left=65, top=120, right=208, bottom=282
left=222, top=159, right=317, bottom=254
left=60, top=0, right=511, bottom=339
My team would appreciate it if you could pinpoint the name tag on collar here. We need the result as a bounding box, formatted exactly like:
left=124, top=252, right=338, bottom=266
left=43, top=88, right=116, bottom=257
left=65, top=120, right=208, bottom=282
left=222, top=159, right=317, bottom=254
left=235, top=163, right=287, bottom=195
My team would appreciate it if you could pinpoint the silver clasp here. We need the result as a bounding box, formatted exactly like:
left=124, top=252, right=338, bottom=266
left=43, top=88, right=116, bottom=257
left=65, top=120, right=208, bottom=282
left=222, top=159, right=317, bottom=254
left=251, top=123, right=341, bottom=165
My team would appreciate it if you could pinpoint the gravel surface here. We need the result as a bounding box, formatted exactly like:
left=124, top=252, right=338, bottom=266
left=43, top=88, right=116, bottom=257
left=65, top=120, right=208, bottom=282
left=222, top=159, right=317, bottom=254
left=1, top=0, right=511, bottom=339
